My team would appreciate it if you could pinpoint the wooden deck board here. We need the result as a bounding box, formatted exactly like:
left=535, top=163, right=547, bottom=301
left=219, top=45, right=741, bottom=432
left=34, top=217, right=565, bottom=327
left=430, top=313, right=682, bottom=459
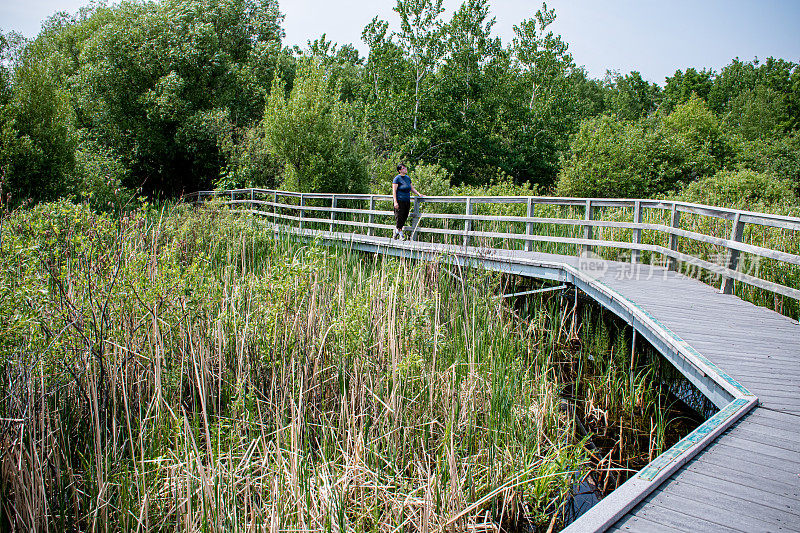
left=666, top=469, right=800, bottom=516
left=610, top=505, right=742, bottom=533
left=636, top=488, right=793, bottom=531
left=684, top=461, right=800, bottom=500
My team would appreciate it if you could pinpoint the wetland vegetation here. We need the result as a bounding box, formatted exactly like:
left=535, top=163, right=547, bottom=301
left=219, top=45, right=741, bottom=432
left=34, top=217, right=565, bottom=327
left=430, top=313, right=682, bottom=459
left=0, top=202, right=706, bottom=531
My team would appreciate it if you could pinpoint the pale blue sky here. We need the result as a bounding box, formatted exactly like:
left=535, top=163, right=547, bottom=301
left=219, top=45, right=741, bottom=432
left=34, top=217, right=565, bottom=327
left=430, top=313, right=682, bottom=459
left=2, top=0, right=799, bottom=84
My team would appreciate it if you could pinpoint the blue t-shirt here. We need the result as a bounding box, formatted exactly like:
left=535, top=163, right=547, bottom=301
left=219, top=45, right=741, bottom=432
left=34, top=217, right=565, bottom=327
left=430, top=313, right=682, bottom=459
left=393, top=174, right=412, bottom=202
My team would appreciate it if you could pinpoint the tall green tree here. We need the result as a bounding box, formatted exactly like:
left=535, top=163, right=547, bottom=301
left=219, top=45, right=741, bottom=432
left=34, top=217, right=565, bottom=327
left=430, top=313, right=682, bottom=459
left=422, top=0, right=505, bottom=181
left=72, top=0, right=285, bottom=195
left=604, top=70, right=661, bottom=120
left=0, top=29, right=77, bottom=204
left=361, top=16, right=411, bottom=152
left=261, top=62, right=369, bottom=193
left=393, top=0, right=445, bottom=134
left=662, top=67, right=713, bottom=112
left=505, top=2, right=579, bottom=185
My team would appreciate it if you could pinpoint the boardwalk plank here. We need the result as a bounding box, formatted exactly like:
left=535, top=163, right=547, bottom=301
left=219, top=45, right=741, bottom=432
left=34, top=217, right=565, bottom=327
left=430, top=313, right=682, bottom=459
left=726, top=419, right=800, bottom=442
left=641, top=488, right=793, bottom=531
left=684, top=460, right=800, bottom=499
left=691, top=448, right=800, bottom=488
left=714, top=437, right=800, bottom=464
left=663, top=469, right=800, bottom=516
left=611, top=504, right=742, bottom=533
left=725, top=428, right=800, bottom=453
left=742, top=411, right=800, bottom=431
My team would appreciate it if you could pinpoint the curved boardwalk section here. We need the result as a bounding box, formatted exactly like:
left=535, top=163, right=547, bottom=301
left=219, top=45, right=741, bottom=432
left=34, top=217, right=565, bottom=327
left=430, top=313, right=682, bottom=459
left=600, top=262, right=800, bottom=533
left=192, top=189, right=800, bottom=532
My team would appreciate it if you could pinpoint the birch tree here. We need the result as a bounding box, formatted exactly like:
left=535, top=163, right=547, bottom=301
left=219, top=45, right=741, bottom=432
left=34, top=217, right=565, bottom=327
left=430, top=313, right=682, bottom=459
left=393, top=0, right=445, bottom=132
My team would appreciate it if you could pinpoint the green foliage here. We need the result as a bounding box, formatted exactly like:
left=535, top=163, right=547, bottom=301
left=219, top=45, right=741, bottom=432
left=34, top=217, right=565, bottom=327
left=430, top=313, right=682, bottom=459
left=502, top=2, right=579, bottom=186
left=393, top=0, right=446, bottom=133
left=414, top=162, right=454, bottom=196
left=2, top=1, right=798, bottom=206
left=603, top=70, right=661, bottom=120
left=49, top=0, right=283, bottom=196
left=555, top=114, right=648, bottom=197
left=72, top=136, right=135, bottom=212
left=662, top=67, right=713, bottom=112
left=679, top=168, right=798, bottom=209
left=730, top=133, right=800, bottom=190
left=262, top=62, right=369, bottom=193
left=557, top=96, right=726, bottom=197
left=723, top=85, right=789, bottom=140
left=0, top=32, right=77, bottom=205
left=659, top=93, right=727, bottom=179
left=708, top=57, right=798, bottom=125
left=422, top=0, right=506, bottom=182
left=453, top=171, right=538, bottom=197
left=222, top=119, right=283, bottom=189
left=361, top=16, right=413, bottom=153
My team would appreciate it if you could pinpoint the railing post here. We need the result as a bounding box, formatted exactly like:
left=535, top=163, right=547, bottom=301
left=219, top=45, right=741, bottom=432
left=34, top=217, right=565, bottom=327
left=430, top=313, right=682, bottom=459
left=667, top=203, right=681, bottom=271
left=463, top=198, right=473, bottom=247
left=525, top=198, right=535, bottom=252
left=299, top=194, right=305, bottom=230
left=330, top=195, right=337, bottom=233
left=367, top=196, right=375, bottom=236
left=631, top=200, right=642, bottom=264
left=273, top=191, right=278, bottom=225
left=581, top=199, right=593, bottom=255
left=720, top=213, right=745, bottom=294
left=410, top=196, right=421, bottom=241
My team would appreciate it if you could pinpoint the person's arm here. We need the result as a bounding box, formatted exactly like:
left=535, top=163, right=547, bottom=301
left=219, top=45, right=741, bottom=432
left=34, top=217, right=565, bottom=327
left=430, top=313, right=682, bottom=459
left=392, top=182, right=399, bottom=209
left=410, top=185, right=422, bottom=197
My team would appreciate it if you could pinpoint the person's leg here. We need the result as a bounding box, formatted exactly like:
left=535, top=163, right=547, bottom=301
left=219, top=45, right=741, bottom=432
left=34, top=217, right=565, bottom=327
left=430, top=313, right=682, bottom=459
left=395, top=201, right=410, bottom=237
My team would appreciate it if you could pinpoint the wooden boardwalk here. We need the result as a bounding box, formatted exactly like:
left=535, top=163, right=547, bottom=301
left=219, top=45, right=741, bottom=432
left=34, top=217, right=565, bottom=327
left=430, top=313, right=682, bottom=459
left=599, top=261, right=800, bottom=533
left=194, top=189, right=800, bottom=532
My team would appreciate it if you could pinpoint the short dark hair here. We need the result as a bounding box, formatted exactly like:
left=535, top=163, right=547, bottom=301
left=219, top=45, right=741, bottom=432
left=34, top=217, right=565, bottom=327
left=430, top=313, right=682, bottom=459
left=396, top=163, right=406, bottom=172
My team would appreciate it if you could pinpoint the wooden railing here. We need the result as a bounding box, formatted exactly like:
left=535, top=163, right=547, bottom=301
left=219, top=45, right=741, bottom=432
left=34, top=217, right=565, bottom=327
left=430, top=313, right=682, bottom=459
left=185, top=189, right=800, bottom=302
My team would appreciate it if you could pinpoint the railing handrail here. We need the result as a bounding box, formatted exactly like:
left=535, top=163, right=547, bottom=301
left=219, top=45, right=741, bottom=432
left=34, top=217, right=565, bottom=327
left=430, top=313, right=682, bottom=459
left=191, top=189, right=800, bottom=229
left=186, top=188, right=800, bottom=302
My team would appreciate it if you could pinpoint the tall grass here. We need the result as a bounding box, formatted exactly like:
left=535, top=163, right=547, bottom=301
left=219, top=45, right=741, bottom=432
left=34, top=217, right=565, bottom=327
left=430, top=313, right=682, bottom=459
left=0, top=201, right=696, bottom=531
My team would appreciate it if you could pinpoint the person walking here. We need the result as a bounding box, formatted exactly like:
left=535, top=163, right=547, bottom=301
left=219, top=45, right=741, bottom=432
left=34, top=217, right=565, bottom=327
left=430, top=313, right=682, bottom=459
left=392, top=163, right=422, bottom=240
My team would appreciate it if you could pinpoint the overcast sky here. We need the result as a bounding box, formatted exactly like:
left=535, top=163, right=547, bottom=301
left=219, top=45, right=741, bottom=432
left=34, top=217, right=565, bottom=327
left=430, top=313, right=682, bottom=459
left=2, top=0, right=799, bottom=84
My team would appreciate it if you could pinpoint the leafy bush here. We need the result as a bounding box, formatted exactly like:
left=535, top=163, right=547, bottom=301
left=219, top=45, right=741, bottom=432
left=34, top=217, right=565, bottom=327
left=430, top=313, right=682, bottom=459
left=73, top=137, right=135, bottom=212
left=220, top=121, right=283, bottom=190
left=723, top=85, right=789, bottom=140
left=556, top=96, right=726, bottom=198
left=679, top=168, right=798, bottom=210
left=554, top=114, right=648, bottom=198
left=729, top=133, right=800, bottom=191
left=262, top=61, right=369, bottom=194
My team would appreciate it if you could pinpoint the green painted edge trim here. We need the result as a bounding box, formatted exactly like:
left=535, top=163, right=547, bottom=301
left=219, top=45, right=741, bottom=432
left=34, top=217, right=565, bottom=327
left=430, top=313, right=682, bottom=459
left=638, top=397, right=750, bottom=481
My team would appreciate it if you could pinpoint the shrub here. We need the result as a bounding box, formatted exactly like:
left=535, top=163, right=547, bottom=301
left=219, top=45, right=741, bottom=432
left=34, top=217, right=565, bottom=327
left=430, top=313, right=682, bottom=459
left=556, top=96, right=726, bottom=198
left=73, top=137, right=135, bottom=212
left=262, top=61, right=369, bottom=194
left=679, top=168, right=798, bottom=210
left=555, top=114, right=649, bottom=198
left=729, top=133, right=800, bottom=192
